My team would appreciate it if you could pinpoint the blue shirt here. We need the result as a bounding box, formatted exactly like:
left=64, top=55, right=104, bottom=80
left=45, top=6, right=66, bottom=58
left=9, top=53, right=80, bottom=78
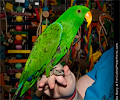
left=84, top=47, right=114, bottom=100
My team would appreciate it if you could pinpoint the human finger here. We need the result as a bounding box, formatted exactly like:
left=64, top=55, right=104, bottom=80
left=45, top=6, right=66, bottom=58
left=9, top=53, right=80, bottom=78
left=43, top=84, right=49, bottom=91
left=54, top=75, right=67, bottom=86
left=47, top=75, right=56, bottom=89
left=63, top=65, right=75, bottom=84
left=37, top=75, right=48, bottom=91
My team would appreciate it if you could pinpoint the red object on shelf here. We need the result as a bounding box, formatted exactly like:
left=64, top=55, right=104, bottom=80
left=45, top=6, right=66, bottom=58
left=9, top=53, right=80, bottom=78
left=15, top=82, right=19, bottom=88
left=80, top=38, right=83, bottom=41
left=28, top=90, right=31, bottom=95
left=5, top=94, right=8, bottom=96
left=96, top=0, right=102, bottom=11
left=24, top=90, right=32, bottom=99
left=0, top=12, right=5, bottom=18
left=35, top=8, right=40, bottom=21
left=16, top=25, right=22, bottom=31
left=0, top=73, right=5, bottom=86
left=14, top=40, right=22, bottom=44
left=91, top=22, right=97, bottom=28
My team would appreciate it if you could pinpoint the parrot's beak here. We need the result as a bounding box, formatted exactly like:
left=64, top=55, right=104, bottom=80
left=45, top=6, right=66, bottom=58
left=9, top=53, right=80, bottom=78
left=85, top=11, right=92, bottom=28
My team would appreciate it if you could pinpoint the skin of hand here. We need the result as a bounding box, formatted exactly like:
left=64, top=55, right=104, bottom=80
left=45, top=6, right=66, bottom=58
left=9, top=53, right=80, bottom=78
left=37, top=65, right=76, bottom=99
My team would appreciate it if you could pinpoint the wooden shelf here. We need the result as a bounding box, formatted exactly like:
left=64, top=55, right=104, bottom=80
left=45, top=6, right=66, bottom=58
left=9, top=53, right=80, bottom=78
left=8, top=12, right=32, bottom=16
left=8, top=22, right=31, bottom=25
left=10, top=31, right=28, bottom=35
left=8, top=50, right=31, bottom=53
left=7, top=69, right=23, bottom=74
left=7, top=59, right=27, bottom=63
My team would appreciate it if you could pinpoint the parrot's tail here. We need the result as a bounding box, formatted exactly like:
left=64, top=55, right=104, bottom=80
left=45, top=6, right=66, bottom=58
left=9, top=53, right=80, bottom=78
left=12, top=82, right=25, bottom=100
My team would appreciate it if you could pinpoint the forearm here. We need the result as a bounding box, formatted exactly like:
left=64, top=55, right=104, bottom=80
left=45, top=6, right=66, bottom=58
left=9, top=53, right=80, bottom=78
left=72, top=90, right=83, bottom=100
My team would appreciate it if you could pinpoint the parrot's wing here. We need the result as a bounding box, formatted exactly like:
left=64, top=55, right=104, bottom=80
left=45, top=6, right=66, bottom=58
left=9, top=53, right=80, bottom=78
left=15, top=22, right=63, bottom=98
left=25, top=22, right=63, bottom=73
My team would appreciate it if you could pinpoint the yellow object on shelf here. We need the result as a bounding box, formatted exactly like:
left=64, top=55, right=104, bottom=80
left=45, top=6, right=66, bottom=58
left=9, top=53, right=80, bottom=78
left=89, top=45, right=92, bottom=62
left=42, top=25, right=47, bottom=32
left=8, top=50, right=31, bottom=53
left=21, top=34, right=27, bottom=37
left=16, top=15, right=23, bottom=22
left=92, top=51, right=102, bottom=62
left=5, top=2, right=13, bottom=12
left=15, top=73, right=21, bottom=79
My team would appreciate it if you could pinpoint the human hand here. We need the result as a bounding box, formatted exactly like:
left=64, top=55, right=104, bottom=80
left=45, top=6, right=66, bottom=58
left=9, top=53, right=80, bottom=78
left=37, top=65, right=76, bottom=99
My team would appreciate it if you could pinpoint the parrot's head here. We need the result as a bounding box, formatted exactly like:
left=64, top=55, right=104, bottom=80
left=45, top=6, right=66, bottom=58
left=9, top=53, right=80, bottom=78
left=63, top=5, right=92, bottom=28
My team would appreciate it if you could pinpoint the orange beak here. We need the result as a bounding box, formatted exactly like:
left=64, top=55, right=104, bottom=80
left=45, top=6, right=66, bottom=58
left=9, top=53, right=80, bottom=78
left=85, top=11, right=92, bottom=28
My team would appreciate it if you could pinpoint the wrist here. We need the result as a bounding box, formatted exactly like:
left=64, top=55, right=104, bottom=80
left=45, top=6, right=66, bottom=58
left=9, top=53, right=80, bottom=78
left=51, top=89, right=83, bottom=100
left=65, top=89, right=76, bottom=100
left=51, top=89, right=76, bottom=100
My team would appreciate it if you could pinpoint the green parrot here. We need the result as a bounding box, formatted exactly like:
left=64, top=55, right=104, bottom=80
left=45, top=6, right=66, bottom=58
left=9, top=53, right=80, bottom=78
left=13, top=5, right=92, bottom=99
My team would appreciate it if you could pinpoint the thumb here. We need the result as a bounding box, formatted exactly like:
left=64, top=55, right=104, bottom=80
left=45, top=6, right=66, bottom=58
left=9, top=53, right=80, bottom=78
left=63, top=65, right=76, bottom=84
left=63, top=65, right=71, bottom=76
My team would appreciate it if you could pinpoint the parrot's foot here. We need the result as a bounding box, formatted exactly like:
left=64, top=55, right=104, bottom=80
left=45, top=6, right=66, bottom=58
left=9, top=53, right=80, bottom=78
left=50, top=63, right=65, bottom=76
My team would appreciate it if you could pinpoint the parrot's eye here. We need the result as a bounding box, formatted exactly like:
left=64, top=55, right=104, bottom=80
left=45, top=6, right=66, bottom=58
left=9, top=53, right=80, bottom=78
left=77, top=10, right=81, bottom=13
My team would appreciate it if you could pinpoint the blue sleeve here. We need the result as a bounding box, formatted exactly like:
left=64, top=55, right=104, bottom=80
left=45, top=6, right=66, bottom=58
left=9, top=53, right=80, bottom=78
left=86, top=59, right=100, bottom=81
left=84, top=47, right=114, bottom=100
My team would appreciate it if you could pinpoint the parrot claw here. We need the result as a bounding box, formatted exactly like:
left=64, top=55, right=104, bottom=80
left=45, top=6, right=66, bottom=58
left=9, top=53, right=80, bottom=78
left=51, top=69, right=65, bottom=77
left=50, top=63, right=65, bottom=76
